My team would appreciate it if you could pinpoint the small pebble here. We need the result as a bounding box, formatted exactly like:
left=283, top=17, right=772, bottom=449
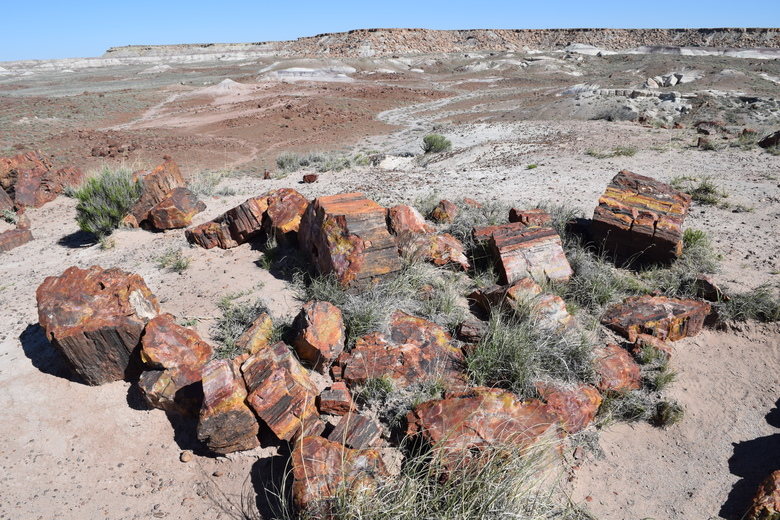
left=180, top=451, right=193, bottom=463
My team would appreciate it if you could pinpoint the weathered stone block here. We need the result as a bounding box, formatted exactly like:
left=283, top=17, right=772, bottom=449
left=147, top=187, right=206, bottom=230
left=292, top=301, right=345, bottom=372
left=601, top=295, right=711, bottom=342
left=327, top=413, right=382, bottom=449
left=535, top=382, right=602, bottom=433
left=593, top=344, right=641, bottom=392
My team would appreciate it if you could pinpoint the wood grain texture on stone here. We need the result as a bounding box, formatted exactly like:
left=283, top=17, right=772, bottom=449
left=263, top=187, right=309, bottom=236
left=593, top=344, right=641, bottom=392
left=0, top=151, right=52, bottom=196
left=234, top=312, right=275, bottom=355
left=292, top=436, right=388, bottom=515
left=292, top=301, right=345, bottom=372
left=429, top=199, right=458, bottom=223
left=401, top=233, right=470, bottom=270
left=241, top=342, right=324, bottom=441
left=508, top=208, right=551, bottom=227
left=197, top=358, right=260, bottom=454
left=336, top=310, right=465, bottom=389
left=317, top=382, right=356, bottom=415
left=36, top=266, right=160, bottom=385
left=387, top=204, right=434, bottom=236
left=130, top=159, right=185, bottom=223
left=591, top=170, right=692, bottom=263
left=298, top=192, right=402, bottom=286
left=147, top=187, right=206, bottom=230
left=601, top=295, right=711, bottom=342
left=326, top=412, right=382, bottom=448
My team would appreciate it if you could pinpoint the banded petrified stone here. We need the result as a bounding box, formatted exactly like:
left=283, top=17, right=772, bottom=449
left=197, top=358, right=260, bottom=454
left=317, top=382, right=356, bottom=415
left=292, top=436, right=388, bottom=515
left=592, top=344, right=641, bottom=392
left=469, top=278, right=574, bottom=331
left=327, top=412, right=382, bottom=449
left=292, top=301, right=345, bottom=372
left=147, top=187, right=206, bottom=230
left=130, top=159, right=186, bottom=224
left=474, top=222, right=572, bottom=285
left=36, top=266, right=160, bottom=385
left=591, top=170, right=692, bottom=264
left=336, top=311, right=465, bottom=390
left=241, top=342, right=324, bottom=442
left=0, top=151, right=52, bottom=197
left=535, top=382, right=602, bottom=433
left=298, top=192, right=401, bottom=286
left=406, top=387, right=559, bottom=470
left=235, top=312, right=275, bottom=355
left=601, top=295, right=711, bottom=342
left=0, top=227, right=33, bottom=253
left=508, top=208, right=551, bottom=227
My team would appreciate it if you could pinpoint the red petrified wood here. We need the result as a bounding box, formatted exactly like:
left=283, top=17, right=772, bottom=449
left=535, top=382, right=602, bottom=433
left=402, top=233, right=470, bottom=270
left=129, top=159, right=186, bottom=224
left=197, top=358, right=260, bottom=454
left=387, top=204, right=434, bottom=236
left=592, top=344, right=641, bottom=392
left=508, top=208, right=551, bottom=227
left=0, top=227, right=33, bottom=253
left=317, top=382, right=356, bottom=415
left=601, top=295, right=711, bottom=342
left=241, top=342, right=324, bottom=441
left=292, top=301, right=345, bottom=372
left=147, top=187, right=206, bottom=230
left=746, top=470, right=780, bottom=520
left=591, top=170, right=692, bottom=264
left=36, top=266, right=160, bottom=385
left=298, top=192, right=401, bottom=286
left=429, top=199, right=458, bottom=223
left=327, top=412, right=383, bottom=449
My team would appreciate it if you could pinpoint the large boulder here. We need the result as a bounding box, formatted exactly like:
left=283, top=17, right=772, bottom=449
left=186, top=188, right=308, bottom=249
left=298, top=192, right=402, bottom=286
left=535, top=382, right=602, bottom=433
left=197, top=358, right=260, bottom=454
left=129, top=159, right=185, bottom=224
left=406, top=387, right=559, bottom=469
left=592, top=344, right=641, bottom=392
left=147, top=187, right=206, bottom=230
left=473, top=222, right=572, bottom=285
left=292, top=436, right=388, bottom=516
left=746, top=470, right=780, bottom=520
left=36, top=266, right=160, bottom=385
left=292, top=301, right=345, bottom=372
left=335, top=311, right=465, bottom=390
left=241, top=342, right=324, bottom=441
left=601, top=295, right=711, bottom=342
left=591, top=170, right=692, bottom=264
left=137, top=313, right=213, bottom=413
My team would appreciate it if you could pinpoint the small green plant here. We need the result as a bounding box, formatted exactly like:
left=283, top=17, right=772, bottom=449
left=211, top=296, right=270, bottom=358
left=526, top=163, right=538, bottom=170
left=585, top=146, right=637, bottom=159
left=421, top=134, right=452, bottom=154
left=98, top=236, right=115, bottom=250
left=353, top=376, right=395, bottom=404
left=178, top=317, right=199, bottom=328
left=650, top=364, right=677, bottom=391
left=2, top=209, right=17, bottom=224
left=74, top=166, right=142, bottom=238
left=715, top=285, right=780, bottom=322
left=156, top=247, right=190, bottom=273
left=653, top=400, right=684, bottom=428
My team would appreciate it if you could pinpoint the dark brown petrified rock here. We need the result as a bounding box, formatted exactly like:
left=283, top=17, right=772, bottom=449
left=197, top=358, right=260, bottom=454
left=292, top=301, right=345, bottom=372
left=298, top=192, right=402, bottom=286
left=327, top=412, right=383, bottom=449
left=292, top=436, right=388, bottom=515
left=0, top=227, right=33, bottom=253
left=0, top=151, right=52, bottom=197
left=336, top=311, right=465, bottom=390
left=241, top=342, right=324, bottom=442
left=147, top=187, right=206, bottom=230
left=591, top=170, right=692, bottom=264
left=36, top=266, right=160, bottom=385
left=592, top=344, right=641, bottom=392
left=535, top=382, right=602, bottom=433
left=601, top=295, right=711, bottom=342
left=317, top=382, right=356, bottom=415
left=508, top=208, right=551, bottom=227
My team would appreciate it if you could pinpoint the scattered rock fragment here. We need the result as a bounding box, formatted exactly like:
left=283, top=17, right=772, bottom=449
left=469, top=278, right=574, bottom=331
left=36, top=266, right=160, bottom=385
left=327, top=412, right=382, bottom=448
left=234, top=312, right=275, bottom=355
left=147, top=187, right=206, bottom=230
left=429, top=199, right=458, bottom=223
left=601, top=295, right=711, bottom=342
left=745, top=470, right=780, bottom=520
left=630, top=333, right=673, bottom=360
left=693, top=274, right=727, bottom=302
left=302, top=174, right=318, bottom=183
left=318, top=382, right=356, bottom=415
left=0, top=187, right=13, bottom=212
left=129, top=159, right=186, bottom=224
left=591, top=170, right=692, bottom=264
left=0, top=151, right=83, bottom=208
left=387, top=204, right=433, bottom=236
left=0, top=227, right=33, bottom=253
left=401, top=232, right=470, bottom=270
left=508, top=208, right=551, bottom=227
left=197, top=358, right=260, bottom=454
left=292, top=301, right=345, bottom=372
left=592, top=344, right=641, bottom=392
left=535, top=382, right=602, bottom=433
left=758, top=130, right=780, bottom=149
left=299, top=192, right=401, bottom=286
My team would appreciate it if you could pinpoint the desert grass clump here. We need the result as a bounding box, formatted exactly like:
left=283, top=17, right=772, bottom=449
left=715, top=284, right=780, bottom=322
left=585, top=146, right=637, bottom=159
left=211, top=295, right=270, bottom=358
left=155, top=247, right=190, bottom=273
left=598, top=391, right=655, bottom=425
left=188, top=169, right=231, bottom=196
left=2, top=209, right=17, bottom=224
left=276, top=151, right=369, bottom=174
left=74, top=166, right=142, bottom=238
left=653, top=400, right=685, bottom=428
left=640, top=228, right=719, bottom=298
left=421, top=134, right=452, bottom=154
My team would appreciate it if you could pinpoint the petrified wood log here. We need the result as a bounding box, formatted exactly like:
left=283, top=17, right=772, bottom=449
left=130, top=159, right=186, bottom=223
left=147, top=187, right=206, bottom=230
left=292, top=301, right=345, bottom=372
left=36, top=266, right=160, bottom=385
left=535, top=382, right=602, bottom=433
left=591, top=170, right=692, bottom=264
left=508, top=208, right=551, bottom=227
left=298, top=192, right=401, bottom=286
left=241, top=342, right=324, bottom=442
left=197, top=358, right=260, bottom=454
left=235, top=312, right=275, bottom=355
left=601, top=295, right=711, bottom=342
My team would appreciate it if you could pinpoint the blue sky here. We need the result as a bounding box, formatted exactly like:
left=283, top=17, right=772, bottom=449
left=2, top=0, right=779, bottom=61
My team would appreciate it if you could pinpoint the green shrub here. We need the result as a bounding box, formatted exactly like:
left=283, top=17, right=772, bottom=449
left=421, top=134, right=452, bottom=154
left=155, top=247, right=190, bottom=273
left=2, top=209, right=17, bottom=224
left=653, top=400, right=684, bottom=428
left=74, top=166, right=142, bottom=238
left=585, top=146, right=637, bottom=159
left=715, top=285, right=780, bottom=322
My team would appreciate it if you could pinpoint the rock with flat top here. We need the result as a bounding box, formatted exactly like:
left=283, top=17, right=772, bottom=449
left=197, top=358, right=260, bottom=454
left=235, top=312, right=274, bottom=354
left=299, top=192, right=402, bottom=286
left=318, top=382, right=356, bottom=415
left=508, top=208, right=551, bottom=227
left=601, top=295, right=710, bottom=342
left=241, top=342, right=324, bottom=441
left=36, top=266, right=160, bottom=385
left=0, top=227, right=33, bottom=253
left=387, top=204, right=434, bottom=236
left=591, top=170, right=692, bottom=264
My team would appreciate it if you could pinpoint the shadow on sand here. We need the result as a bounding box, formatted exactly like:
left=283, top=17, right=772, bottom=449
left=19, top=323, right=80, bottom=382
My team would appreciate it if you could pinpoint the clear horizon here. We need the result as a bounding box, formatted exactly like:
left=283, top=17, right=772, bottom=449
left=2, top=0, right=779, bottom=61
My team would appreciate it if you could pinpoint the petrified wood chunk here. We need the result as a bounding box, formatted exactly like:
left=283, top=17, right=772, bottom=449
left=406, top=387, right=559, bottom=469
left=429, top=199, right=458, bottom=223
left=387, top=204, right=434, bottom=236
left=241, top=342, right=324, bottom=441
left=336, top=311, right=465, bottom=390
left=601, top=295, right=711, bottom=342
left=401, top=233, right=470, bottom=270
left=508, top=208, right=551, bottom=227
left=0, top=151, right=52, bottom=195
left=327, top=412, right=382, bottom=449
left=592, top=344, right=641, bottom=392
left=130, top=159, right=186, bottom=223
left=298, top=192, right=402, bottom=286
left=137, top=313, right=213, bottom=412
left=147, top=187, right=206, bottom=230
left=263, top=187, right=309, bottom=236
left=197, top=358, right=260, bottom=454
left=535, top=382, right=602, bottom=433
left=318, top=382, right=356, bottom=415
left=36, top=266, right=160, bottom=385
left=469, top=278, right=574, bottom=330
left=292, top=436, right=388, bottom=515
left=473, top=222, right=572, bottom=284
left=591, top=170, right=692, bottom=263
left=0, top=227, right=33, bottom=253
left=746, top=470, right=780, bottom=520
left=630, top=333, right=673, bottom=360
left=292, top=301, right=345, bottom=372
left=235, top=312, right=275, bottom=355
left=14, top=165, right=84, bottom=208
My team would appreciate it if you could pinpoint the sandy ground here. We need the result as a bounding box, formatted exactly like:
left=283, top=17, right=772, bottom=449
left=1, top=47, right=779, bottom=519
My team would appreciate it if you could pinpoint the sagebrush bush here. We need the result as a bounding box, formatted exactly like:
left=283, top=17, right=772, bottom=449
left=74, top=166, right=142, bottom=238
left=421, top=134, right=452, bottom=154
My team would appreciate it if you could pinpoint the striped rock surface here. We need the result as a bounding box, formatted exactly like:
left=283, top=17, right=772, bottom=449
left=591, top=170, right=691, bottom=264
left=601, top=295, right=711, bottom=342
left=129, top=159, right=185, bottom=224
